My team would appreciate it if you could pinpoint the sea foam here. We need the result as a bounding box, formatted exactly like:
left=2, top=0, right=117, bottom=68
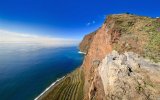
left=78, top=51, right=86, bottom=54
left=34, top=76, right=65, bottom=100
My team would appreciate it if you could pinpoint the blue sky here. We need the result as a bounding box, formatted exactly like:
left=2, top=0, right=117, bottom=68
left=0, top=0, right=160, bottom=41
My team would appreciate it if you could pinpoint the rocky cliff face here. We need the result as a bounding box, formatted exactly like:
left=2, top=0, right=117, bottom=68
left=80, top=14, right=160, bottom=100
left=99, top=51, right=160, bottom=100
left=79, top=31, right=96, bottom=54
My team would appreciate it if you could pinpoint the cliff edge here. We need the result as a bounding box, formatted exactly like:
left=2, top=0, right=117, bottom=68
left=79, top=31, right=96, bottom=54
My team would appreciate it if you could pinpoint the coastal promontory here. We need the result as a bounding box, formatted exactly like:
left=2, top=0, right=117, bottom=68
left=38, top=14, right=160, bottom=100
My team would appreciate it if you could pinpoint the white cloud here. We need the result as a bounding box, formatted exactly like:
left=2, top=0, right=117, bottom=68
left=86, top=22, right=91, bottom=26
left=86, top=20, right=96, bottom=26
left=0, top=29, right=79, bottom=46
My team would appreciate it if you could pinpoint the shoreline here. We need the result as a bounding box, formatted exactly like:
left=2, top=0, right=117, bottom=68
left=78, top=51, right=86, bottom=55
left=34, top=51, right=83, bottom=100
left=34, top=76, right=65, bottom=100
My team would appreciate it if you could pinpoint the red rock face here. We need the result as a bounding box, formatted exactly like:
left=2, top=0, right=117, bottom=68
left=82, top=16, right=115, bottom=100
left=79, top=31, right=96, bottom=53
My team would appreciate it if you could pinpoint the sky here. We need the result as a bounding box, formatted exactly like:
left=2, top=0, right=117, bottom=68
left=0, top=0, right=160, bottom=44
left=0, top=29, right=79, bottom=46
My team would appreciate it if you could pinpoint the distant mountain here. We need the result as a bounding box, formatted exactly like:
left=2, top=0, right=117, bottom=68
left=38, top=14, right=160, bottom=100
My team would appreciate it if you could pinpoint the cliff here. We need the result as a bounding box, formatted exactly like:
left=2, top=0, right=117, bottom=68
left=38, top=14, right=160, bottom=100
left=79, top=31, right=96, bottom=54
left=80, top=14, right=160, bottom=100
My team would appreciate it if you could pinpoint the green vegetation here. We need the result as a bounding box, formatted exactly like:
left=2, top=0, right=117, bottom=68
left=111, top=14, right=160, bottom=62
left=143, top=19, right=160, bottom=62
left=41, top=68, right=84, bottom=100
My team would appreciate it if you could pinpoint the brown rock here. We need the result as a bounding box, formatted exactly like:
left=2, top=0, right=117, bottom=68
left=79, top=31, right=96, bottom=54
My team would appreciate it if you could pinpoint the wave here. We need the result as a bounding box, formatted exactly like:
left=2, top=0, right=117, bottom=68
left=34, top=76, right=65, bottom=100
left=78, top=51, right=86, bottom=54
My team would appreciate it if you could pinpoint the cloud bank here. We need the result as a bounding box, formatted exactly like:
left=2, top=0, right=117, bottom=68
left=0, top=30, right=79, bottom=46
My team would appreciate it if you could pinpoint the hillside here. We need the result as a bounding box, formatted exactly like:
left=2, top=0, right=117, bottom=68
left=39, top=14, right=160, bottom=100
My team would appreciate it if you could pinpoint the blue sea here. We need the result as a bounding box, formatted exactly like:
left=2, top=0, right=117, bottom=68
left=0, top=43, right=84, bottom=100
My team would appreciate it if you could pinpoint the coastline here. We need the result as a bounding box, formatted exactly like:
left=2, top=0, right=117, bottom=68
left=34, top=51, right=84, bottom=100
left=78, top=51, right=86, bottom=55
left=34, top=76, right=65, bottom=100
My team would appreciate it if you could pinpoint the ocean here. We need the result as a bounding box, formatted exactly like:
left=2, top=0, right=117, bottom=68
left=0, top=43, right=84, bottom=100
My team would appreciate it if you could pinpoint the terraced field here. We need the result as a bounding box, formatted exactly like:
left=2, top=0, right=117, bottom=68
left=39, top=68, right=84, bottom=100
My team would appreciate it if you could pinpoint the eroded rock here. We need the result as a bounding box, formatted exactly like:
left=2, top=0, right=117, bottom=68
left=98, top=51, right=160, bottom=100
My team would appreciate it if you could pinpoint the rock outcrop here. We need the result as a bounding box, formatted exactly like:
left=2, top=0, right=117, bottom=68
left=99, top=51, right=160, bottom=100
